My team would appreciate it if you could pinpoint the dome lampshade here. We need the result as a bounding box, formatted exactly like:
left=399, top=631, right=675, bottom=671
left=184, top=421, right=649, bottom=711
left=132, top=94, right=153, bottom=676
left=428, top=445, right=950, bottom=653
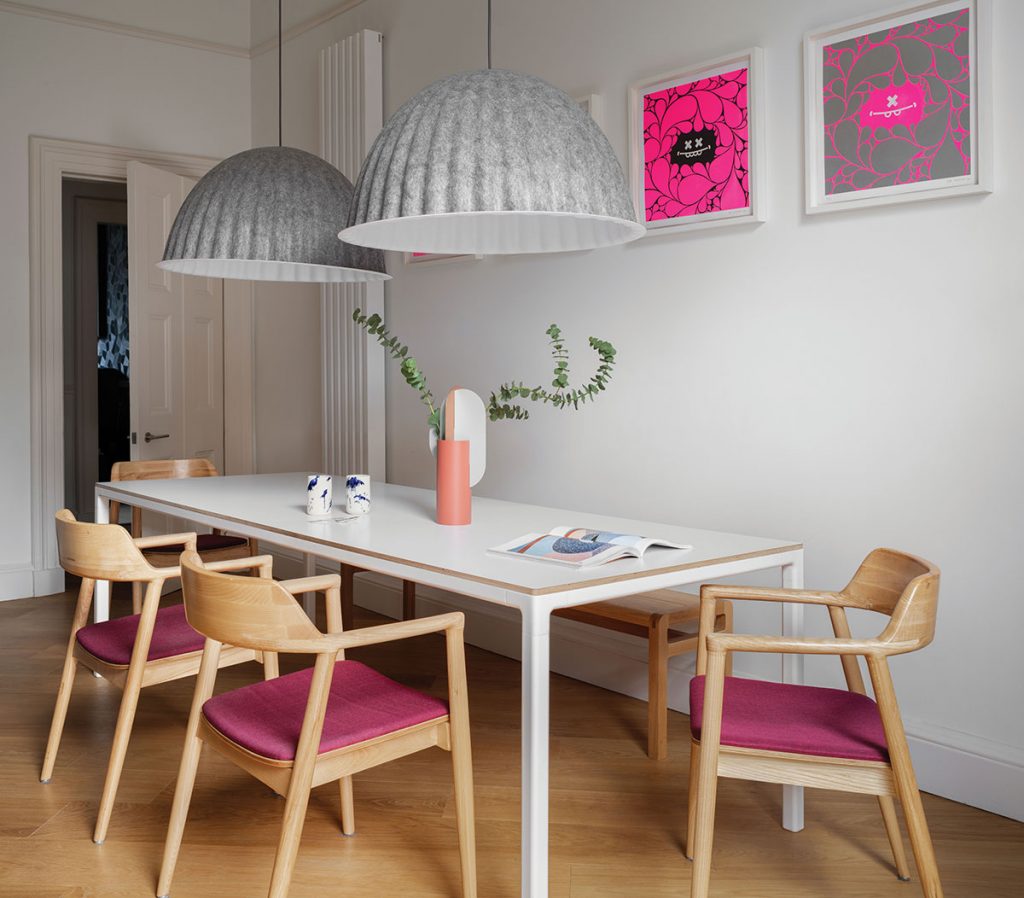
left=338, top=69, right=644, bottom=256
left=159, top=146, right=388, bottom=283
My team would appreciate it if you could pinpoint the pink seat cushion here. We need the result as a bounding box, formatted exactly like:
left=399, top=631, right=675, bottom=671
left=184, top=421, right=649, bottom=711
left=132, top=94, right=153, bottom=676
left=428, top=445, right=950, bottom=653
left=143, top=533, right=248, bottom=554
left=202, top=661, right=449, bottom=761
left=76, top=604, right=205, bottom=666
left=690, top=675, right=889, bottom=763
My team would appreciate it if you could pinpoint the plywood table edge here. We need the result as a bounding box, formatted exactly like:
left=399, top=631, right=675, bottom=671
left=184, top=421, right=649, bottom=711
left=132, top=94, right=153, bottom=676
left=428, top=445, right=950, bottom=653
left=96, top=483, right=802, bottom=598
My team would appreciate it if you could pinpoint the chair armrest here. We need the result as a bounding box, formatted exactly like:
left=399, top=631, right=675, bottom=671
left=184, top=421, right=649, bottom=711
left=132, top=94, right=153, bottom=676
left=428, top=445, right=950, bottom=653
left=701, top=585, right=848, bottom=607
left=135, top=532, right=198, bottom=551
left=706, top=631, right=912, bottom=657
left=320, top=611, right=463, bottom=653
left=279, top=574, right=341, bottom=595
left=203, top=555, right=274, bottom=577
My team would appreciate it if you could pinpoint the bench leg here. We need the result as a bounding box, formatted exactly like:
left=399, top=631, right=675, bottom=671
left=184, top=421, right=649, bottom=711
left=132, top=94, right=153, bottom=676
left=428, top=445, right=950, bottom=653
left=402, top=580, right=416, bottom=620
left=647, top=615, right=670, bottom=760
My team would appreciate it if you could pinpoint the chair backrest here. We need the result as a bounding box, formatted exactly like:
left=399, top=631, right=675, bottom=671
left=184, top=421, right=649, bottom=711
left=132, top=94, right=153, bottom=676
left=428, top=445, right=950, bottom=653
left=841, top=548, right=940, bottom=651
left=180, top=551, right=322, bottom=651
left=111, top=458, right=219, bottom=482
left=110, top=458, right=220, bottom=537
left=55, top=509, right=150, bottom=581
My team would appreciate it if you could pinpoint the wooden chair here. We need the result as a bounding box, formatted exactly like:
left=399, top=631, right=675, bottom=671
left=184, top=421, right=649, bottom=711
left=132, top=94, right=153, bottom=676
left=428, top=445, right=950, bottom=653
left=554, top=590, right=734, bottom=759
left=42, top=510, right=277, bottom=846
left=158, top=552, right=477, bottom=898
left=687, top=548, right=943, bottom=898
left=110, top=458, right=256, bottom=614
left=340, top=562, right=417, bottom=630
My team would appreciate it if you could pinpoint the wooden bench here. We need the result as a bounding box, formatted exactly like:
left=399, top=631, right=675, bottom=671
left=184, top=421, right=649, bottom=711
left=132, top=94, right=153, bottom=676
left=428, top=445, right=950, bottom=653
left=555, top=590, right=733, bottom=760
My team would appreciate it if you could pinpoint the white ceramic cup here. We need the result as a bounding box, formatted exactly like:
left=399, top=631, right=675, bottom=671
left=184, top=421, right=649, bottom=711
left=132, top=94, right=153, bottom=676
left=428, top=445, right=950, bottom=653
left=306, top=473, right=333, bottom=516
left=345, top=474, right=371, bottom=515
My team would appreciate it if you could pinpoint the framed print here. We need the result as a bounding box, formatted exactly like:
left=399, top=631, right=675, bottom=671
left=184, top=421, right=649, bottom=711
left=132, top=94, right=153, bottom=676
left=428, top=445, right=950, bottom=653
left=574, top=92, right=606, bottom=130
left=805, top=0, right=992, bottom=214
left=628, top=48, right=766, bottom=236
left=403, top=251, right=482, bottom=265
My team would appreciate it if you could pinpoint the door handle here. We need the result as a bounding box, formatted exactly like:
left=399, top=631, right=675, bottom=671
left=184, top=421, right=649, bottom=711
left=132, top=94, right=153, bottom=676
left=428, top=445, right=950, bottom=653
left=144, top=431, right=170, bottom=443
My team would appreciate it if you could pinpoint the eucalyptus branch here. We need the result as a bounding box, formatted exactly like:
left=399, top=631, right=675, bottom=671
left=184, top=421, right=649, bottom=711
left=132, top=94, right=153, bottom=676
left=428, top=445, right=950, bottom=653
left=486, top=324, right=617, bottom=422
left=352, top=309, right=440, bottom=434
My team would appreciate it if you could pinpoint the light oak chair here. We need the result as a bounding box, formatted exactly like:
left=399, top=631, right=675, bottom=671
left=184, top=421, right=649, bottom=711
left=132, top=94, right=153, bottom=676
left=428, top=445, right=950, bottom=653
left=110, top=458, right=256, bottom=614
left=554, top=590, right=734, bottom=759
left=687, top=548, right=943, bottom=898
left=159, top=552, right=477, bottom=898
left=42, top=510, right=276, bottom=846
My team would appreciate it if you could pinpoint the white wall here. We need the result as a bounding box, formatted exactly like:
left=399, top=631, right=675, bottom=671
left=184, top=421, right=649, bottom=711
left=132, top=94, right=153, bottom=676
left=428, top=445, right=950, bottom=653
left=248, top=16, right=325, bottom=476
left=251, top=0, right=1024, bottom=818
left=0, top=9, right=251, bottom=593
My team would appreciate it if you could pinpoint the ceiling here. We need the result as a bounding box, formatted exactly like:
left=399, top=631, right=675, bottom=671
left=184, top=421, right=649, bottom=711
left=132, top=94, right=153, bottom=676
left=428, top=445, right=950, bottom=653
left=3, top=0, right=371, bottom=54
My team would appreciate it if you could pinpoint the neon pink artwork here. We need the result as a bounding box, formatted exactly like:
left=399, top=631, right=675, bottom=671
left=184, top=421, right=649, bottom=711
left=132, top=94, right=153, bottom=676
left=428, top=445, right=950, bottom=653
left=642, top=67, right=750, bottom=222
left=823, top=7, right=971, bottom=196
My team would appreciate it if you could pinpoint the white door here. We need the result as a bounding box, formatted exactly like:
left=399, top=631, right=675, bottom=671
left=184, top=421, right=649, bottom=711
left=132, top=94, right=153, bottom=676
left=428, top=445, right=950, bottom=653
left=127, top=161, right=225, bottom=471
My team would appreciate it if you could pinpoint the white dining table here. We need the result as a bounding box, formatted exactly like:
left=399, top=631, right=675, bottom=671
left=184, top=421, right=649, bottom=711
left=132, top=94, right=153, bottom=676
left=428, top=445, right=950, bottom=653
left=94, top=473, right=805, bottom=898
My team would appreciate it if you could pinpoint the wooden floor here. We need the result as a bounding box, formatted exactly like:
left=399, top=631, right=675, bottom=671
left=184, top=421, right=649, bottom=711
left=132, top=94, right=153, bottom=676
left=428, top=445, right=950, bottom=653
left=1, top=585, right=1022, bottom=898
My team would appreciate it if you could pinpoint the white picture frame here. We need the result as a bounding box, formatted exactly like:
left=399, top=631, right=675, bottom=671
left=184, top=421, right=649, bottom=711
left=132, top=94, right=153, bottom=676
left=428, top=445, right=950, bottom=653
left=804, top=0, right=992, bottom=214
left=628, top=47, right=766, bottom=236
left=574, top=92, right=605, bottom=131
left=403, top=251, right=483, bottom=266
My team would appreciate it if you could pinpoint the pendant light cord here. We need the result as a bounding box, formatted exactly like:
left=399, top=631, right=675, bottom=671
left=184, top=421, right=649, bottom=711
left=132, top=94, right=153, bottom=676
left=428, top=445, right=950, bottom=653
left=278, top=0, right=283, bottom=146
left=487, top=0, right=492, bottom=69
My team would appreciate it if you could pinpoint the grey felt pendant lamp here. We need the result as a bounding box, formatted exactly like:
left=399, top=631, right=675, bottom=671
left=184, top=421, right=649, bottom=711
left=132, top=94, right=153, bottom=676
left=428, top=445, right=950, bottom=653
left=158, top=1, right=387, bottom=283
left=338, top=2, right=643, bottom=256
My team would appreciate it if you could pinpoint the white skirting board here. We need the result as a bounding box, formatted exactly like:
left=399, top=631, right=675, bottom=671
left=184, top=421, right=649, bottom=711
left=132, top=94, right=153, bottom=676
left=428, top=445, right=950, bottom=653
left=0, top=564, right=64, bottom=601
left=271, top=547, right=1024, bottom=824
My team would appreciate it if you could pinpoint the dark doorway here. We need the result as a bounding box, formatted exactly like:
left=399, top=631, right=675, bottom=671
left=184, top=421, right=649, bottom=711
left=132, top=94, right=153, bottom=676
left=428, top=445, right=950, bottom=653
left=62, top=179, right=130, bottom=520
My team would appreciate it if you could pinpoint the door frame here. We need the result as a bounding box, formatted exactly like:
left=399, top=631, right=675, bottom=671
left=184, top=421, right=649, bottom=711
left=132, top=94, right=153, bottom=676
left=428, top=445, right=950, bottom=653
left=28, top=136, right=255, bottom=595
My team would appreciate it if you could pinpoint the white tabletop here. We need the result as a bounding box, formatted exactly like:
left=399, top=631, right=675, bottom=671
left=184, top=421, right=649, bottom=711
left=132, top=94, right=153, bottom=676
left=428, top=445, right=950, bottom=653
left=98, top=473, right=800, bottom=599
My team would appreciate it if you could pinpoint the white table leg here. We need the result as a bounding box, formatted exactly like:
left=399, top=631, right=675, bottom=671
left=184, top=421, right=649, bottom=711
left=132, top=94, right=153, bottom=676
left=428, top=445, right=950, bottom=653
left=520, top=601, right=551, bottom=898
left=302, top=554, right=317, bottom=620
left=94, top=490, right=110, bottom=623
left=782, top=553, right=805, bottom=832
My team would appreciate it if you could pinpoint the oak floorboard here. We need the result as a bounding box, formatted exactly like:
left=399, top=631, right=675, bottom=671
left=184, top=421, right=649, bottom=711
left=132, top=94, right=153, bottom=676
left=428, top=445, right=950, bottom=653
left=0, top=586, right=1021, bottom=897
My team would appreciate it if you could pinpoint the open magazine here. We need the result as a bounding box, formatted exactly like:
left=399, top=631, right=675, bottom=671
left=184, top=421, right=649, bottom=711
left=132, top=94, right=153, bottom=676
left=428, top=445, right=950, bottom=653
left=489, top=526, right=691, bottom=568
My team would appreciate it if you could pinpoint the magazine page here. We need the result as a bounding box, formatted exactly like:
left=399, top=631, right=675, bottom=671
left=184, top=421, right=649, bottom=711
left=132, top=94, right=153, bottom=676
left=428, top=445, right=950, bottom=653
left=549, top=527, right=689, bottom=553
left=489, top=532, right=631, bottom=567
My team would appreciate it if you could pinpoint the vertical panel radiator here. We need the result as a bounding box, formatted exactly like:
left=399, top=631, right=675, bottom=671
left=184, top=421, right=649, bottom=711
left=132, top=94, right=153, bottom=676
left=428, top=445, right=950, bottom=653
left=318, top=30, right=385, bottom=479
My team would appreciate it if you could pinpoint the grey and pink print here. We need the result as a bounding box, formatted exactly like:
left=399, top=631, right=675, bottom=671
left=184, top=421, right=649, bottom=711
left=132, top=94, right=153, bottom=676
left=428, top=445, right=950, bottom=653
left=642, top=67, right=750, bottom=221
left=822, top=7, right=972, bottom=196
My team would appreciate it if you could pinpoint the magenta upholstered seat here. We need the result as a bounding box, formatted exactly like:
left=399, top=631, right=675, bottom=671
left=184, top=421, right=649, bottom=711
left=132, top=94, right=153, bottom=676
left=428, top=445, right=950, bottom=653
left=690, top=675, right=889, bottom=763
left=143, top=533, right=247, bottom=555
left=202, top=661, right=450, bottom=761
left=76, top=604, right=205, bottom=666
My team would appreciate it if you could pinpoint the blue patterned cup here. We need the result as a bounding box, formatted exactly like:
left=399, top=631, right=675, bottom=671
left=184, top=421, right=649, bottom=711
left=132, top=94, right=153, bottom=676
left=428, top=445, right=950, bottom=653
left=306, top=474, right=332, bottom=516
left=345, top=474, right=371, bottom=515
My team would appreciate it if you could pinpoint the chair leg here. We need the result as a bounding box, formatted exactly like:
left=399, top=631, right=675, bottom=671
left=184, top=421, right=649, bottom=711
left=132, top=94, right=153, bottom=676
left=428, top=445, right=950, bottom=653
left=686, top=739, right=700, bottom=860
left=690, top=652, right=727, bottom=898
left=402, top=580, right=416, bottom=621
left=93, top=670, right=143, bottom=844
left=450, top=725, right=478, bottom=897
left=41, top=580, right=96, bottom=783
left=157, top=737, right=205, bottom=897
left=94, top=579, right=162, bottom=845
left=869, top=657, right=944, bottom=898
left=267, top=654, right=335, bottom=898
left=131, top=581, right=143, bottom=615
left=647, top=616, right=670, bottom=760
left=878, top=795, right=911, bottom=881
left=339, top=776, right=355, bottom=835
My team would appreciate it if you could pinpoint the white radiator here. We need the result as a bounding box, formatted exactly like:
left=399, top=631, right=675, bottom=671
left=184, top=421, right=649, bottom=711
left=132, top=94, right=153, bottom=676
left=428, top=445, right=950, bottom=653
left=318, top=30, right=385, bottom=479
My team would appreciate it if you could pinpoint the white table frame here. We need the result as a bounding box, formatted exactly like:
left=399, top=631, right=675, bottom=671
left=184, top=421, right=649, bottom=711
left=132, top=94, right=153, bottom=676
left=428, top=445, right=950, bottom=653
left=94, top=479, right=804, bottom=898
